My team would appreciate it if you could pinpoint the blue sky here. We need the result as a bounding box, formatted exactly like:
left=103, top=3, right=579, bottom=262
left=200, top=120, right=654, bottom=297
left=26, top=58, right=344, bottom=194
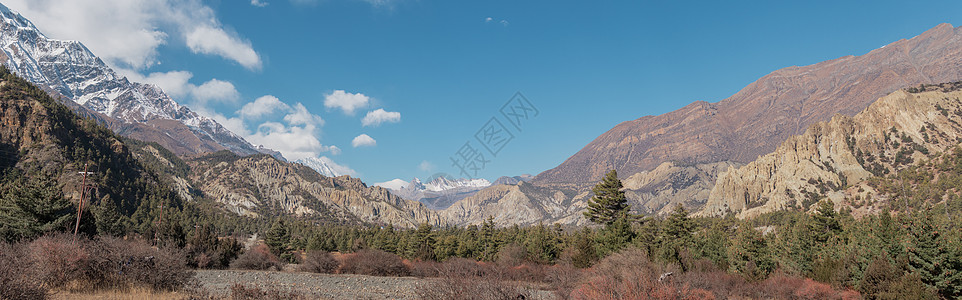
left=7, top=0, right=962, bottom=184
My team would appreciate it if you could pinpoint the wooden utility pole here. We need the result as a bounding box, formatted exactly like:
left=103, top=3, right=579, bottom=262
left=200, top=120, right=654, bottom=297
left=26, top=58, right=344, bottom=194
left=74, top=164, right=95, bottom=236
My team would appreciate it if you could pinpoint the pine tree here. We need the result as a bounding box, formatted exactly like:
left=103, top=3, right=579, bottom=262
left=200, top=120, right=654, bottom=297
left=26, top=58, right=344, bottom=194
left=902, top=210, right=962, bottom=297
left=810, top=199, right=841, bottom=244
left=595, top=213, right=634, bottom=257
left=408, top=222, right=436, bottom=261
left=92, top=195, right=127, bottom=236
left=584, top=170, right=629, bottom=225
left=570, top=227, right=597, bottom=268
left=524, top=223, right=559, bottom=264
left=658, top=204, right=695, bottom=269
left=265, top=218, right=291, bottom=257
left=0, top=174, right=75, bottom=242
left=728, top=224, right=774, bottom=281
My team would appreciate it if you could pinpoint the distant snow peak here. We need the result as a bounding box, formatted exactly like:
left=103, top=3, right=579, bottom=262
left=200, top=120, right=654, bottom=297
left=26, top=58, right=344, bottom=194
left=374, top=179, right=410, bottom=190
left=379, top=175, right=492, bottom=210
left=424, top=176, right=490, bottom=192
left=295, top=156, right=349, bottom=178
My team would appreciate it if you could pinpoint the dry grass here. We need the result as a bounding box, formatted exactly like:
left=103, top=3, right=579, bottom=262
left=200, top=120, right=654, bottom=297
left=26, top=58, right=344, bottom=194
left=50, top=287, right=189, bottom=300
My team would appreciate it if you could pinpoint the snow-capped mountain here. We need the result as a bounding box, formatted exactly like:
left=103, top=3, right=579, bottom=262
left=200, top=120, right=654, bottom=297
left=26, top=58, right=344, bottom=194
left=295, top=157, right=345, bottom=178
left=423, top=176, right=490, bottom=192
left=0, top=3, right=261, bottom=156
left=376, top=176, right=491, bottom=210
left=375, top=178, right=410, bottom=190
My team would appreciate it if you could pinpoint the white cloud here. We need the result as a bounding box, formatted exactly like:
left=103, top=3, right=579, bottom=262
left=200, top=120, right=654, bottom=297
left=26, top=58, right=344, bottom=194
left=246, top=121, right=324, bottom=161
left=237, top=95, right=291, bottom=118
left=194, top=94, right=338, bottom=161
left=485, top=17, right=493, bottom=23
left=4, top=0, right=261, bottom=70
left=127, top=70, right=194, bottom=99
left=419, top=160, right=435, bottom=172
left=500, top=20, right=509, bottom=26
left=352, top=134, right=377, bottom=148
left=284, top=103, right=325, bottom=126
left=192, top=79, right=240, bottom=104
left=328, top=145, right=342, bottom=155
left=185, top=26, right=261, bottom=70
left=361, top=108, right=401, bottom=127
left=251, top=0, right=269, bottom=7
left=121, top=69, right=239, bottom=105
left=324, top=90, right=370, bottom=115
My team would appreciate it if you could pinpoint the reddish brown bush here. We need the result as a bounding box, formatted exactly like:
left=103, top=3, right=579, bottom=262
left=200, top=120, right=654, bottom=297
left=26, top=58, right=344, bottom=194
left=545, top=262, right=582, bottom=299
left=28, top=233, right=113, bottom=290
left=297, top=250, right=338, bottom=273
left=495, top=243, right=527, bottom=267
left=570, top=247, right=712, bottom=300
left=230, top=244, right=283, bottom=271
left=504, top=263, right=547, bottom=283
left=440, top=257, right=487, bottom=278
left=415, top=257, right=531, bottom=300
left=408, top=259, right=442, bottom=278
left=228, top=283, right=306, bottom=300
left=99, top=236, right=193, bottom=291
left=340, top=249, right=410, bottom=276
left=415, top=276, right=531, bottom=300
left=0, top=242, right=47, bottom=300
left=25, top=234, right=192, bottom=292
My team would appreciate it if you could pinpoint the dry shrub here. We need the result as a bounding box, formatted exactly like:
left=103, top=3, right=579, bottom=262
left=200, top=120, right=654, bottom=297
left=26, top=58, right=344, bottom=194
left=340, top=249, right=410, bottom=276
left=228, top=283, right=306, bottom=300
left=409, top=259, right=442, bottom=278
left=26, top=233, right=192, bottom=293
left=545, top=262, right=582, bottom=299
left=504, top=263, right=547, bottom=283
left=230, top=244, right=282, bottom=271
left=28, top=233, right=113, bottom=290
left=415, top=257, right=530, bottom=300
left=570, top=247, right=712, bottom=300
left=495, top=243, right=527, bottom=267
left=0, top=242, right=47, bottom=300
left=99, top=236, right=193, bottom=291
left=758, top=273, right=860, bottom=300
left=297, top=250, right=338, bottom=273
left=441, top=257, right=487, bottom=278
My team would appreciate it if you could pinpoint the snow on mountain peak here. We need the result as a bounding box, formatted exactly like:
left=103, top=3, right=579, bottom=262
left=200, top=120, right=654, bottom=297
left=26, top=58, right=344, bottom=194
left=374, top=179, right=410, bottom=190
left=0, top=3, right=264, bottom=156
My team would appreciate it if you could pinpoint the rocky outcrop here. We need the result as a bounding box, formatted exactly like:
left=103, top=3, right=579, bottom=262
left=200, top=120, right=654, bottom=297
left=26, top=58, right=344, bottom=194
left=623, top=161, right=741, bottom=215
left=186, top=152, right=443, bottom=228
left=701, top=83, right=962, bottom=218
left=442, top=161, right=737, bottom=226
left=534, top=23, right=962, bottom=185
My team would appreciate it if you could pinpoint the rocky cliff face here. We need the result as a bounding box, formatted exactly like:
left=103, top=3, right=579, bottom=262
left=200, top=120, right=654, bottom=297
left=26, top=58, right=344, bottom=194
left=535, top=23, right=962, bottom=185
left=184, top=152, right=443, bottom=228
left=701, top=82, right=962, bottom=218
left=441, top=161, right=737, bottom=226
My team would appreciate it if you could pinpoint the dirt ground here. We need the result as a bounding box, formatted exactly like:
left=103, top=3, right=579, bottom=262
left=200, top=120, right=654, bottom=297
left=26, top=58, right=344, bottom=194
left=51, top=270, right=555, bottom=300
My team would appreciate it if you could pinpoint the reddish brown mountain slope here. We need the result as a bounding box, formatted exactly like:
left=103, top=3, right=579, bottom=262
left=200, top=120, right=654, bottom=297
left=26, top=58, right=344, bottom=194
left=534, top=23, right=962, bottom=185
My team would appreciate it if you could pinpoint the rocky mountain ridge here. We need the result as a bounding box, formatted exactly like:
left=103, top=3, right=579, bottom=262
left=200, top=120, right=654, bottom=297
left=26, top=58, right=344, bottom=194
left=700, top=82, right=962, bottom=218
left=0, top=3, right=264, bottom=157
left=180, top=151, right=443, bottom=228
left=442, top=23, right=962, bottom=226
left=535, top=23, right=962, bottom=185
